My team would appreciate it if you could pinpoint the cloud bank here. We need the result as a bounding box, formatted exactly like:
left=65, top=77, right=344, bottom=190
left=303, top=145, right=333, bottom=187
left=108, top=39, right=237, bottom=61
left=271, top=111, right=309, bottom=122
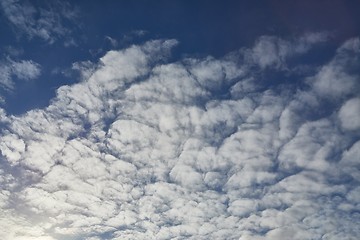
left=0, top=35, right=359, bottom=239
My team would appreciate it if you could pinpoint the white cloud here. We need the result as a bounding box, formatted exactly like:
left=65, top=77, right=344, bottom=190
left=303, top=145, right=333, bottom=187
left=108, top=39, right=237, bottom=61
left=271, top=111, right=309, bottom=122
left=0, top=0, right=78, bottom=44
left=340, top=140, right=360, bottom=182
left=0, top=35, right=359, bottom=239
left=0, top=58, right=41, bottom=93
left=70, top=60, right=97, bottom=81
left=105, top=36, right=118, bottom=48
left=0, top=63, right=15, bottom=91
left=308, top=38, right=360, bottom=99
left=339, top=98, right=360, bottom=131
left=244, top=32, right=329, bottom=70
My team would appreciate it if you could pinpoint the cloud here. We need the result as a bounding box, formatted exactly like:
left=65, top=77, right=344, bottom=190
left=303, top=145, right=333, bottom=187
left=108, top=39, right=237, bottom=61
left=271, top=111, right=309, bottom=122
left=338, top=98, right=360, bottom=131
left=105, top=36, right=118, bottom=48
left=71, top=60, right=98, bottom=81
left=0, top=58, right=41, bottom=92
left=10, top=59, right=41, bottom=80
left=0, top=35, right=359, bottom=239
left=0, top=0, right=78, bottom=44
left=244, top=32, right=329, bottom=70
left=308, top=38, right=360, bottom=99
left=118, top=30, right=149, bottom=46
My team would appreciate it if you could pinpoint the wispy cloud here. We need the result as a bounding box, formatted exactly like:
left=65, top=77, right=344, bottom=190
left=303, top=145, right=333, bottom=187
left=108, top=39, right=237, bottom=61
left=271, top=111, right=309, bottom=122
left=244, top=32, right=329, bottom=70
left=0, top=35, right=359, bottom=239
left=0, top=0, right=78, bottom=44
left=0, top=58, right=41, bottom=92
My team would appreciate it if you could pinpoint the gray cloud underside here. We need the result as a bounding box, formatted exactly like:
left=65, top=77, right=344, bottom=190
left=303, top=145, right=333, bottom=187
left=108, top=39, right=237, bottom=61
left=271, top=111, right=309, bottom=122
left=0, top=35, right=359, bottom=240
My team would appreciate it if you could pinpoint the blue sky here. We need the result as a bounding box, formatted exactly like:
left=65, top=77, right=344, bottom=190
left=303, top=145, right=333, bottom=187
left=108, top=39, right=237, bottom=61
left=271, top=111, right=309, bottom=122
left=0, top=1, right=360, bottom=239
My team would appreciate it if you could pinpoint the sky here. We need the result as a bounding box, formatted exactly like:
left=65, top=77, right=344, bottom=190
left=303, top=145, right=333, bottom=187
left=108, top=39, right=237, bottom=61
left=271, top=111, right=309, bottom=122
left=0, top=0, right=360, bottom=239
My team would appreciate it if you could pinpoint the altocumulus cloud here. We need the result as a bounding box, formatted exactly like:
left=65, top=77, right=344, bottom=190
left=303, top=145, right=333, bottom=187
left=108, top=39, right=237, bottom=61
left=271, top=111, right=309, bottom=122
left=0, top=35, right=359, bottom=240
